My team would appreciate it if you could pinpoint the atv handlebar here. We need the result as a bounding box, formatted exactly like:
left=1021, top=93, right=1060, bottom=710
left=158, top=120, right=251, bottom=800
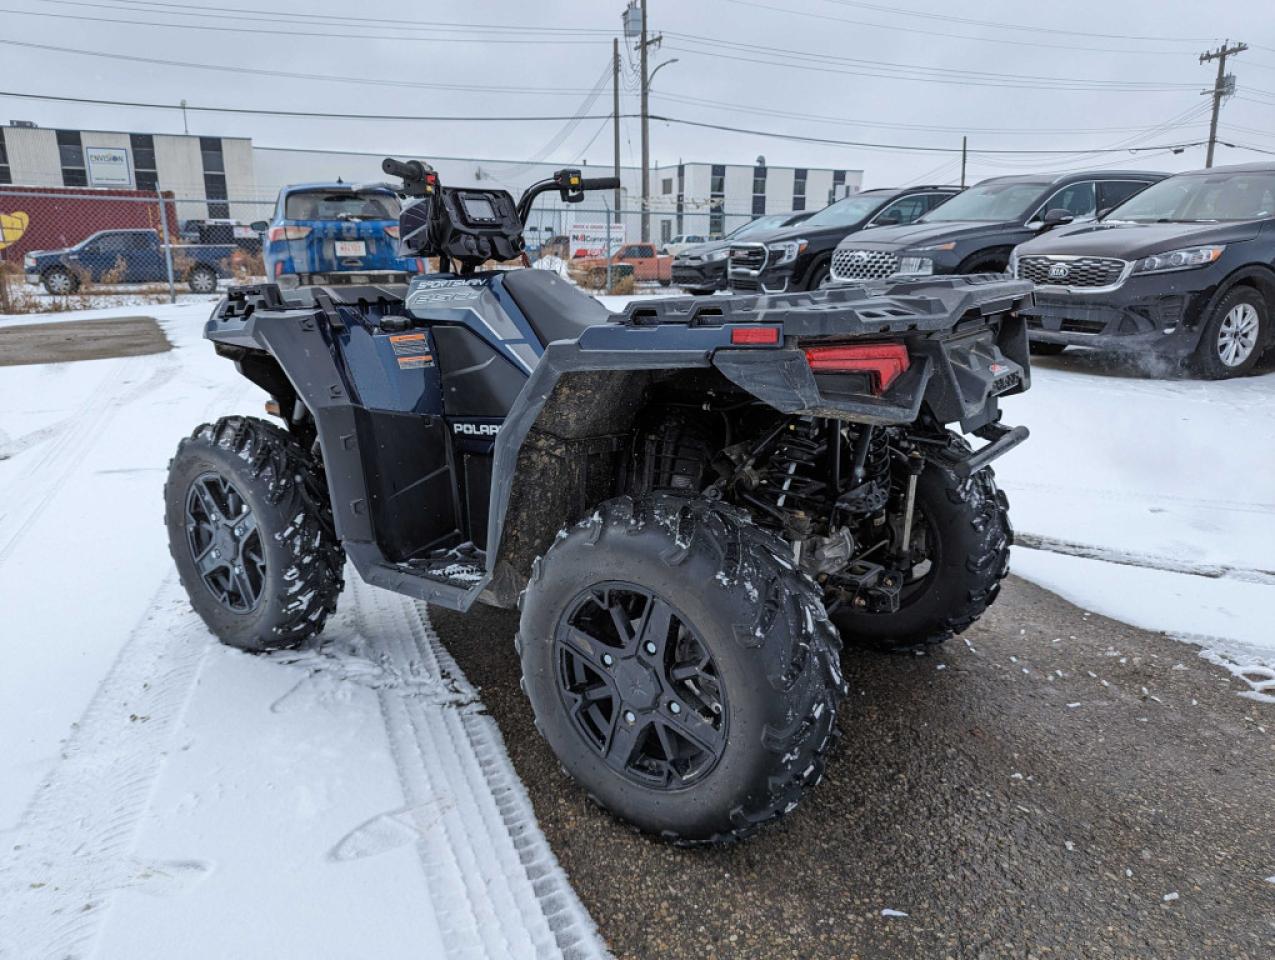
left=381, top=157, right=428, bottom=180
left=577, top=177, right=621, bottom=191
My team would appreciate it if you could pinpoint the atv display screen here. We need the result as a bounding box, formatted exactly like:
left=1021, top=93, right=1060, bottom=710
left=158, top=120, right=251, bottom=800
left=460, top=195, right=498, bottom=221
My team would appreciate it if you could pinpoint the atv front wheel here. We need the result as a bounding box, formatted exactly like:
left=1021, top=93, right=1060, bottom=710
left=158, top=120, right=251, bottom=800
left=164, top=416, right=344, bottom=651
left=831, top=439, right=1012, bottom=652
left=518, top=495, right=844, bottom=844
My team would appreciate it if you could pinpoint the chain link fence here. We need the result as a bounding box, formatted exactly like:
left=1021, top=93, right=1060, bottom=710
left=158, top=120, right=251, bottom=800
left=0, top=186, right=758, bottom=313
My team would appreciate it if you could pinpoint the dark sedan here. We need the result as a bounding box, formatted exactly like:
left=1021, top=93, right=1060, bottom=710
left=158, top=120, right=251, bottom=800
left=1013, top=163, right=1275, bottom=378
left=672, top=211, right=811, bottom=295
left=825, top=171, right=1165, bottom=284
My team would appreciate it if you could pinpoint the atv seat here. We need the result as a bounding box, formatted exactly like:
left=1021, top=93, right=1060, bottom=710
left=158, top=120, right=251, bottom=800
left=502, top=269, right=611, bottom=347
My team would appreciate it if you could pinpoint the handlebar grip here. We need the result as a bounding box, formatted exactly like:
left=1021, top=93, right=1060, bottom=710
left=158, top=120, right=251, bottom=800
left=382, top=157, right=427, bottom=180
left=579, top=177, right=621, bottom=190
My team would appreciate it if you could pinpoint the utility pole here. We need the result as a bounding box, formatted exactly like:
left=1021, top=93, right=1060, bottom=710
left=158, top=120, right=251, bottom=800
left=960, top=136, right=967, bottom=188
left=639, top=0, right=650, bottom=242
left=1200, top=40, right=1246, bottom=168
left=612, top=38, right=622, bottom=219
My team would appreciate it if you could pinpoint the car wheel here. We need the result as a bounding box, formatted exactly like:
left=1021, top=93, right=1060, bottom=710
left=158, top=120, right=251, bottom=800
left=1029, top=342, right=1068, bottom=356
left=1193, top=287, right=1266, bottom=379
left=188, top=266, right=218, bottom=294
left=805, top=261, right=831, bottom=290
left=42, top=267, right=78, bottom=295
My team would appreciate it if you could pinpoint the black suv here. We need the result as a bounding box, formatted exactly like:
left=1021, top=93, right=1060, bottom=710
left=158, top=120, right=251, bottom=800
left=826, top=171, right=1165, bottom=285
left=1013, top=162, right=1275, bottom=378
left=673, top=210, right=812, bottom=295
left=727, top=186, right=959, bottom=293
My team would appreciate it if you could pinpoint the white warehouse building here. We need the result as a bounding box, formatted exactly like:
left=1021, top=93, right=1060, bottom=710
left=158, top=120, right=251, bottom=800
left=0, top=121, right=863, bottom=243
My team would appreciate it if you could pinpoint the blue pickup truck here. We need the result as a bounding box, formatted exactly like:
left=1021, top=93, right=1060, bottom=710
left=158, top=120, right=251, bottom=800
left=23, top=228, right=235, bottom=295
left=254, top=182, right=422, bottom=287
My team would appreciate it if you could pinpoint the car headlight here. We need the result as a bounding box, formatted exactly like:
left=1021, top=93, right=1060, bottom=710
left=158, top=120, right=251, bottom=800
left=1131, top=245, right=1224, bottom=275
left=895, top=256, right=934, bottom=276
left=910, top=242, right=956, bottom=253
left=706, top=248, right=729, bottom=262
left=23, top=254, right=34, bottom=268
left=766, top=239, right=808, bottom=266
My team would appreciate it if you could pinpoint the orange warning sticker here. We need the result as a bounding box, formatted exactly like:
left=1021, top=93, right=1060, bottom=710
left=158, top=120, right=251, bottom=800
left=388, top=332, right=431, bottom=358
left=397, top=354, right=434, bottom=369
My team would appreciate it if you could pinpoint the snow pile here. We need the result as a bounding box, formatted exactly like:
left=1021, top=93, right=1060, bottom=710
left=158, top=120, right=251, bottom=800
left=997, top=356, right=1275, bottom=697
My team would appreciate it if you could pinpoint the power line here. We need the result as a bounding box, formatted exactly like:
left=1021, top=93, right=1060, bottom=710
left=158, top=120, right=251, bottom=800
left=0, top=5, right=611, bottom=45
left=662, top=42, right=1196, bottom=92
left=723, top=0, right=1205, bottom=55
left=0, top=38, right=603, bottom=97
left=823, top=0, right=1216, bottom=43
left=0, top=89, right=1214, bottom=157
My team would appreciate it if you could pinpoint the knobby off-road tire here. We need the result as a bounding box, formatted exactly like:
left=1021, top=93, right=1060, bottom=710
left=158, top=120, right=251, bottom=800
left=164, top=416, right=344, bottom=652
left=517, top=495, right=845, bottom=845
left=831, top=437, right=1012, bottom=652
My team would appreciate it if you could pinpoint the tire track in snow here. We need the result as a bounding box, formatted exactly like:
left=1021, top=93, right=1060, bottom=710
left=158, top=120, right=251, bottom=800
left=1002, top=479, right=1275, bottom=517
left=348, top=577, right=610, bottom=960
left=0, top=352, right=179, bottom=568
left=1015, top=532, right=1275, bottom=585
left=0, top=577, right=214, bottom=960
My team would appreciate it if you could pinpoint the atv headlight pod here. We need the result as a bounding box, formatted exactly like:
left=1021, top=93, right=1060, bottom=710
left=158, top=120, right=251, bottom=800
left=895, top=256, right=934, bottom=276
left=766, top=239, right=808, bottom=266
left=1132, top=245, right=1224, bottom=275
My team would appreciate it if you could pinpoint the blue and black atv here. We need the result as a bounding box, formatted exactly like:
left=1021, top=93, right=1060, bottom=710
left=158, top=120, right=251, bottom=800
left=165, top=157, right=1034, bottom=844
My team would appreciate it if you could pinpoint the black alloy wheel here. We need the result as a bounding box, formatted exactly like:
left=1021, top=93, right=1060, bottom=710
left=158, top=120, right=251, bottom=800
left=185, top=471, right=266, bottom=612
left=555, top=583, right=728, bottom=789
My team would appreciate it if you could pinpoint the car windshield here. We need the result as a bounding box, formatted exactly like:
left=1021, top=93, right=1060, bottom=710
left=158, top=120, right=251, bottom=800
left=284, top=190, right=399, bottom=221
left=799, top=194, right=892, bottom=228
left=727, top=214, right=791, bottom=239
left=921, top=181, right=1048, bottom=222
left=1105, top=172, right=1275, bottom=223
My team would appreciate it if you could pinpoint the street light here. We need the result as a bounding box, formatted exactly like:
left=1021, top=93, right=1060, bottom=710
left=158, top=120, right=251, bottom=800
left=647, top=57, right=679, bottom=90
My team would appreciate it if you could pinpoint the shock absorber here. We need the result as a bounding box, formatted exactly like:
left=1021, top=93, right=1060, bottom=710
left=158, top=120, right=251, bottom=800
left=736, top=418, right=828, bottom=536
left=836, top=425, right=890, bottom=516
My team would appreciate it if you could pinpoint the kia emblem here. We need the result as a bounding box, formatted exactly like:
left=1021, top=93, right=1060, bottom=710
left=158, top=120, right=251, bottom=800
left=1047, top=262, right=1070, bottom=280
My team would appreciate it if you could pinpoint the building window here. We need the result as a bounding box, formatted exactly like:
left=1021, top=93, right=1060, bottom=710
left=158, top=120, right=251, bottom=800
left=0, top=128, right=10, bottom=185
left=130, top=133, right=158, bottom=193
left=661, top=177, right=673, bottom=195
left=709, top=199, right=724, bottom=238
left=200, top=138, right=228, bottom=217
left=661, top=220, right=672, bottom=243
left=676, top=163, right=684, bottom=232
left=830, top=169, right=846, bottom=205
left=752, top=162, right=767, bottom=217
left=792, top=167, right=807, bottom=211
left=57, top=129, right=86, bottom=187
left=710, top=163, right=725, bottom=196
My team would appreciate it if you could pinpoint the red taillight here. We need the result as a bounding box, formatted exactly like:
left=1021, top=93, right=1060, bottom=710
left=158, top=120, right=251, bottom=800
left=267, top=225, right=312, bottom=243
left=274, top=260, right=284, bottom=277
left=730, top=326, right=780, bottom=345
left=804, top=343, right=910, bottom=394
left=383, top=224, right=400, bottom=239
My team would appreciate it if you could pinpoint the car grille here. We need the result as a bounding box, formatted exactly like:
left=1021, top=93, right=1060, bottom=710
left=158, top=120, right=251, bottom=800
left=728, top=243, right=767, bottom=273
left=1017, top=255, right=1126, bottom=288
left=830, top=248, right=899, bottom=281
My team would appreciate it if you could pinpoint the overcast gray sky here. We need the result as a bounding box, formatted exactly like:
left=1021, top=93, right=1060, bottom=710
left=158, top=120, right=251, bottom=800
left=2, top=0, right=1273, bottom=186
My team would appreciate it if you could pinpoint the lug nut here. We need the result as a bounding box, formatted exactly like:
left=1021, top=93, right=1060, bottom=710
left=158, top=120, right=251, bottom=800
left=624, top=710, right=636, bottom=724
left=211, top=549, right=221, bottom=559
left=233, top=526, right=243, bottom=536
left=233, top=565, right=243, bottom=575
left=669, top=701, right=682, bottom=715
left=602, top=653, right=614, bottom=667
left=644, top=641, right=657, bottom=655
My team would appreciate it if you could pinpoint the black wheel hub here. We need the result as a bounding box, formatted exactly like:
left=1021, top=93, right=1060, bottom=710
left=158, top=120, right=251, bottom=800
left=185, top=472, right=266, bottom=612
left=554, top=583, right=728, bottom=790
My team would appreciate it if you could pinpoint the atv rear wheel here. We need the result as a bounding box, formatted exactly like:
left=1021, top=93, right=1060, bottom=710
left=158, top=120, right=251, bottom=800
left=830, top=438, right=1011, bottom=652
left=164, top=416, right=344, bottom=652
left=518, top=495, right=844, bottom=844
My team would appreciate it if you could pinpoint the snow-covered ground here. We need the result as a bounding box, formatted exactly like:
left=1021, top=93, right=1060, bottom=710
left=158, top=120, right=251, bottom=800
left=0, top=303, right=607, bottom=959
left=996, top=352, right=1275, bottom=700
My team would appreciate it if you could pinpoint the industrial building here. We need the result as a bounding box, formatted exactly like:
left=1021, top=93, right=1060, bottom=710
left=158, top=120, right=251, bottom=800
left=0, top=120, right=863, bottom=243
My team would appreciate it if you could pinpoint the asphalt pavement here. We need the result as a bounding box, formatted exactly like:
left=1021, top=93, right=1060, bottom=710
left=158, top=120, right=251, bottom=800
left=434, top=574, right=1274, bottom=960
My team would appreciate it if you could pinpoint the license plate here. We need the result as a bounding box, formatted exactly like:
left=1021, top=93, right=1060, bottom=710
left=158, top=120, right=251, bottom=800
left=335, top=240, right=366, bottom=257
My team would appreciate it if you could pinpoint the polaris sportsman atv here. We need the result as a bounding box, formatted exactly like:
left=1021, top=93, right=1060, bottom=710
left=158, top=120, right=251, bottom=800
left=165, top=158, right=1033, bottom=844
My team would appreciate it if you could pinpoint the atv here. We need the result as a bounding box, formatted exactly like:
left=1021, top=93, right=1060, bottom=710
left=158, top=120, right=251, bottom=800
left=165, top=158, right=1033, bottom=844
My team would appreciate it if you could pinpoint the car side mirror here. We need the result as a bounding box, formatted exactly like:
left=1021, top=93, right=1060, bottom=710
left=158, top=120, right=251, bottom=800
left=1041, top=208, right=1076, bottom=228
left=1095, top=207, right=1113, bottom=221
left=873, top=214, right=901, bottom=227
left=250, top=221, right=269, bottom=233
